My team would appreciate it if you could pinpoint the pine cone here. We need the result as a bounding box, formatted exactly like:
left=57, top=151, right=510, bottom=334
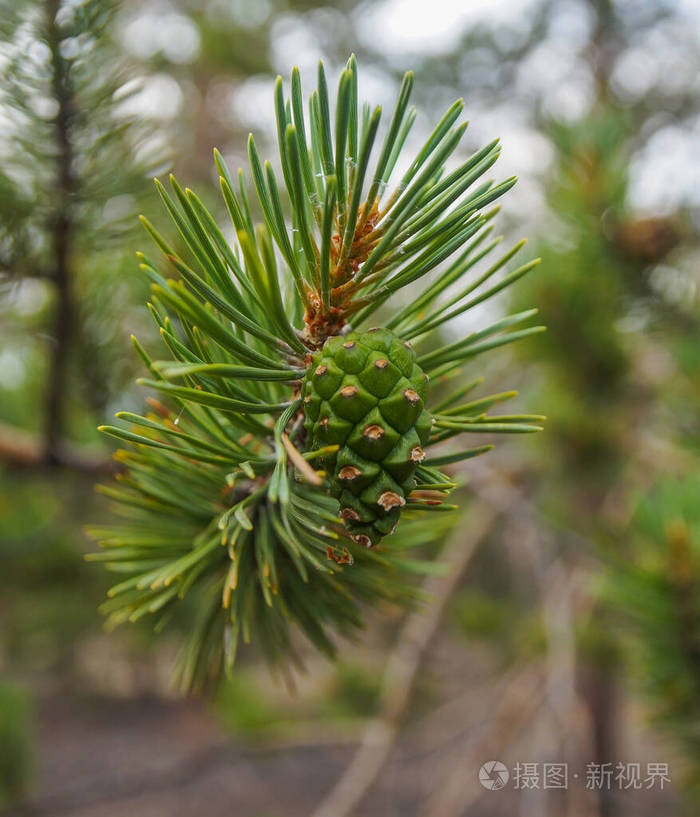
left=303, top=328, right=431, bottom=546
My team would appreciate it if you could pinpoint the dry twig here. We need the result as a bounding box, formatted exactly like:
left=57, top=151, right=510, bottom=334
left=310, top=504, right=499, bottom=817
left=0, top=420, right=115, bottom=474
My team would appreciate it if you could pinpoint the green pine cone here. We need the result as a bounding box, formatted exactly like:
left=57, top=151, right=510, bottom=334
left=302, top=327, right=432, bottom=547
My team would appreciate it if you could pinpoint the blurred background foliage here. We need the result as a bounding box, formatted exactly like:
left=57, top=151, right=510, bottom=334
left=0, top=0, right=697, bottom=815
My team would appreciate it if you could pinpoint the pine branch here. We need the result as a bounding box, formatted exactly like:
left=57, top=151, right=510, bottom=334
left=91, top=58, right=544, bottom=687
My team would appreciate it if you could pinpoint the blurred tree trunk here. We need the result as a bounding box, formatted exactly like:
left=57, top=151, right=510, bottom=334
left=44, top=0, right=76, bottom=464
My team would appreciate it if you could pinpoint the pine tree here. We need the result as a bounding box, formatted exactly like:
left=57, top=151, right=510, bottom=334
left=0, top=0, right=161, bottom=464
left=91, top=57, right=544, bottom=691
left=509, top=101, right=697, bottom=814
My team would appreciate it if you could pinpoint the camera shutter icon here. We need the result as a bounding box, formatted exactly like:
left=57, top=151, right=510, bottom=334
left=479, top=760, right=510, bottom=790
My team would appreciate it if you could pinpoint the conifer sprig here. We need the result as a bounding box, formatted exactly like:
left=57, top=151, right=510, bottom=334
left=91, top=57, right=543, bottom=691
